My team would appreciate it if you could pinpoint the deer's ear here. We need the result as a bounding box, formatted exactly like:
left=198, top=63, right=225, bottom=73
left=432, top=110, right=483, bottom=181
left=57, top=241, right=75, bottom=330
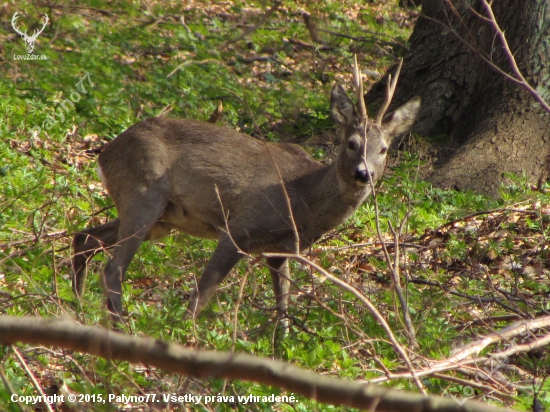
left=331, top=85, right=356, bottom=127
left=383, top=96, right=421, bottom=137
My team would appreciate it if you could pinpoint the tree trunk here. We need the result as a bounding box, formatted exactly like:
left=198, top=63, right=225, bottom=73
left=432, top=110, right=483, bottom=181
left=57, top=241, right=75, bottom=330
left=366, top=0, right=550, bottom=196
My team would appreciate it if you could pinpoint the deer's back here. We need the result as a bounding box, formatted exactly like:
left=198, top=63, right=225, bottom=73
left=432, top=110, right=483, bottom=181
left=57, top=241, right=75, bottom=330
left=97, top=117, right=327, bottom=249
left=99, top=117, right=321, bottom=188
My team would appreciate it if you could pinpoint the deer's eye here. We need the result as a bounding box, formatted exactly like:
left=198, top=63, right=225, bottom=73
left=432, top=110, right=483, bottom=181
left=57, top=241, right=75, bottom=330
left=347, top=140, right=358, bottom=151
left=380, top=147, right=388, bottom=155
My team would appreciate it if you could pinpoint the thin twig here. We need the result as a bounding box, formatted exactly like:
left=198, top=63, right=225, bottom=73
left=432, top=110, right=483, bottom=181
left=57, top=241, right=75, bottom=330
left=411, top=3, right=550, bottom=115
left=431, top=201, right=532, bottom=233
left=232, top=271, right=249, bottom=350
left=0, top=229, right=67, bottom=249
left=319, top=28, right=406, bottom=49
left=12, top=346, right=55, bottom=412
left=38, top=348, right=94, bottom=385
left=370, top=180, right=417, bottom=345
left=477, top=0, right=550, bottom=114
left=265, top=146, right=300, bottom=254
left=262, top=252, right=426, bottom=394
left=223, top=1, right=282, bottom=47
left=432, top=373, right=516, bottom=402
left=286, top=38, right=334, bottom=51
left=227, top=55, right=294, bottom=71
left=369, top=314, right=550, bottom=383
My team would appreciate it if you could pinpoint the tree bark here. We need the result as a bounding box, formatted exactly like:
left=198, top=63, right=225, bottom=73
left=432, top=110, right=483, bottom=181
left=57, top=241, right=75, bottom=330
left=366, top=0, right=550, bottom=196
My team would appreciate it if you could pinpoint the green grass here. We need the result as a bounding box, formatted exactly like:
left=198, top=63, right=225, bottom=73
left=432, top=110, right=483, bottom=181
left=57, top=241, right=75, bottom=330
left=1, top=1, right=549, bottom=411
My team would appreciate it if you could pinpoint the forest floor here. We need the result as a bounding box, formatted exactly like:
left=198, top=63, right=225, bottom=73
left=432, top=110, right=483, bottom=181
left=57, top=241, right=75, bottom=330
left=1, top=1, right=549, bottom=411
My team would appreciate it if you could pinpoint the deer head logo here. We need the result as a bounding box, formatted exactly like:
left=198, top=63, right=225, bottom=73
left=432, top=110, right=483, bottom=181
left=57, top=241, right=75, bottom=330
left=12, top=11, right=49, bottom=54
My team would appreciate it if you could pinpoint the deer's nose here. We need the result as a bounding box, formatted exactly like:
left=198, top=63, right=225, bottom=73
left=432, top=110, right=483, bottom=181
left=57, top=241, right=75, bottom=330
left=354, top=169, right=374, bottom=184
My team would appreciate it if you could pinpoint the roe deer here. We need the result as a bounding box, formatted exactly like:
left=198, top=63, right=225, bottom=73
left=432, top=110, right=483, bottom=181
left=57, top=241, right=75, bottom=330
left=72, top=60, right=421, bottom=322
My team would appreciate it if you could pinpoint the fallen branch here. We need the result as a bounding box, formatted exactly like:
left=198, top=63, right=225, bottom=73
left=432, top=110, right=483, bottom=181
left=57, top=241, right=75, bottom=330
left=0, top=316, right=515, bottom=412
left=369, top=315, right=550, bottom=383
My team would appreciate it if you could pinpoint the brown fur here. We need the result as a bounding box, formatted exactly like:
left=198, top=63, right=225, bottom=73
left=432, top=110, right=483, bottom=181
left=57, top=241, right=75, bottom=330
left=72, top=85, right=421, bottom=322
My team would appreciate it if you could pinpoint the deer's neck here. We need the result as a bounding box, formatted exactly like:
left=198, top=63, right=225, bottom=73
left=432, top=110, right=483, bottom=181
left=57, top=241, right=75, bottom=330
left=291, top=163, right=371, bottom=247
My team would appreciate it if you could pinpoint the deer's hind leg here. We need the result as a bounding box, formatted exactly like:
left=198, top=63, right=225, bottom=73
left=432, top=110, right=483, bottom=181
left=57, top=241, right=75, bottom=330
left=98, top=187, right=171, bottom=320
left=72, top=216, right=172, bottom=298
left=72, top=218, right=120, bottom=297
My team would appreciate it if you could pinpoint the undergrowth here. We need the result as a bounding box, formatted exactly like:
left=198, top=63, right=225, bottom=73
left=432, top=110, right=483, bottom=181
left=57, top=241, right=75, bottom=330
left=1, top=1, right=549, bottom=411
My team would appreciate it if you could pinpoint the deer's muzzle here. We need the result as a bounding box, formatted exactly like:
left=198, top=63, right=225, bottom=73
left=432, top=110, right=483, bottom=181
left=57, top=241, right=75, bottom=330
left=354, top=168, right=374, bottom=184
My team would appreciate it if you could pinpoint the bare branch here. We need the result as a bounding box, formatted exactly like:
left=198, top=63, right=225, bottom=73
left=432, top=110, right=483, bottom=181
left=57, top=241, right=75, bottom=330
left=302, top=12, right=322, bottom=43
left=369, top=315, right=550, bottom=383
left=223, top=1, right=282, bottom=47
left=372, top=178, right=417, bottom=346
left=478, top=0, right=550, bottom=114
left=263, top=252, right=426, bottom=394
left=0, top=316, right=516, bottom=412
left=411, top=2, right=550, bottom=115
left=12, top=346, right=54, bottom=412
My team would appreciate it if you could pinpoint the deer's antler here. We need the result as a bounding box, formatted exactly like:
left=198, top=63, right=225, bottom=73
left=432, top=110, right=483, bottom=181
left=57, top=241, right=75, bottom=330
left=376, top=58, right=404, bottom=127
left=353, top=55, right=368, bottom=121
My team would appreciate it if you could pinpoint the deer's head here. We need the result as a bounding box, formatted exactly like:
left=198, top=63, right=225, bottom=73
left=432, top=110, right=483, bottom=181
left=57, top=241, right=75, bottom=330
left=330, top=58, right=421, bottom=189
